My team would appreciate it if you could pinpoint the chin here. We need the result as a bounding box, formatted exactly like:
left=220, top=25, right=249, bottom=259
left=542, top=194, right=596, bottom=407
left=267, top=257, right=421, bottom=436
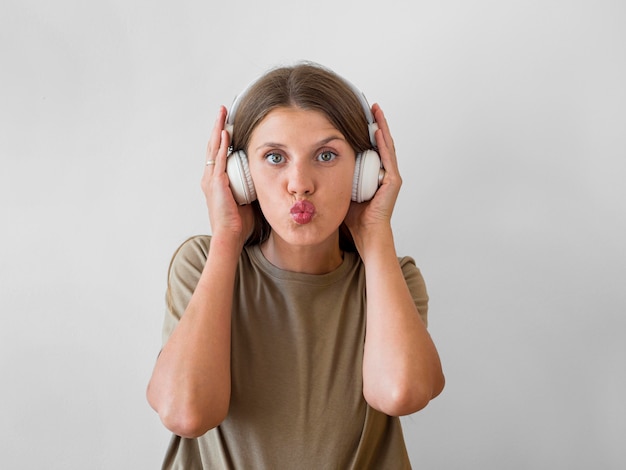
left=271, top=221, right=341, bottom=248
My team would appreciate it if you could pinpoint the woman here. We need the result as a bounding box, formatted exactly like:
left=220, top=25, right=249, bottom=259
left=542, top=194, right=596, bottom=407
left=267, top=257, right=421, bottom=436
left=147, top=62, right=444, bottom=469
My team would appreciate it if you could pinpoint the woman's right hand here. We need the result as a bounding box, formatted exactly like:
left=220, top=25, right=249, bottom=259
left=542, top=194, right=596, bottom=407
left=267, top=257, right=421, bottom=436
left=149, top=109, right=248, bottom=436
left=201, top=106, right=254, bottom=247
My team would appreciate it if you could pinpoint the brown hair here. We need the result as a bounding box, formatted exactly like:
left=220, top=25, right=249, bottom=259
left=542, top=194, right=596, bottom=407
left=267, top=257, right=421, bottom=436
left=232, top=62, right=372, bottom=250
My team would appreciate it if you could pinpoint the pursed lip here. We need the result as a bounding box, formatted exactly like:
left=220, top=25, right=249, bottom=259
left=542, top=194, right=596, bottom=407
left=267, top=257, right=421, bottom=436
left=290, top=200, right=316, bottom=224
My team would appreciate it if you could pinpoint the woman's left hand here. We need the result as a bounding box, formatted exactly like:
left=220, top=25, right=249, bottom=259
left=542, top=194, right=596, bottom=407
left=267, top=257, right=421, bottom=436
left=344, top=103, right=402, bottom=250
left=348, top=104, right=445, bottom=415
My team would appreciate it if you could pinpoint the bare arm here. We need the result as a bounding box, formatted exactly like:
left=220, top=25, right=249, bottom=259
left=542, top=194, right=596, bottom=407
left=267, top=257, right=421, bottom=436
left=146, top=108, right=254, bottom=437
left=358, top=226, right=444, bottom=416
left=146, top=236, right=241, bottom=437
left=346, top=104, right=444, bottom=416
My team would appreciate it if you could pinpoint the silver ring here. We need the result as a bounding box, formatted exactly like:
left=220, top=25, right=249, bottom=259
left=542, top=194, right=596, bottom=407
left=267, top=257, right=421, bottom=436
left=206, top=160, right=216, bottom=166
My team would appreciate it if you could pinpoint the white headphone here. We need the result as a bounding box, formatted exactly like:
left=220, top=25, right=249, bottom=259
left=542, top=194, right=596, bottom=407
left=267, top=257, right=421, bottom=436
left=224, top=75, right=385, bottom=205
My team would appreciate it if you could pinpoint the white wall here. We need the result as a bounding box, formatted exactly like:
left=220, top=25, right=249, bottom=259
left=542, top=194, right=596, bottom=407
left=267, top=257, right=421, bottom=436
left=1, top=0, right=624, bottom=468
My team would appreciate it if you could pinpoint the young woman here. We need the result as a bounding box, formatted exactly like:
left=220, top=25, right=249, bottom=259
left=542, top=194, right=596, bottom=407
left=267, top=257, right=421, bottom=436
left=147, top=62, right=444, bottom=469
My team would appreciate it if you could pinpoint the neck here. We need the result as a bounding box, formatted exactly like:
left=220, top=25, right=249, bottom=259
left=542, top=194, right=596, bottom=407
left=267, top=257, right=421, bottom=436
left=260, top=232, right=344, bottom=275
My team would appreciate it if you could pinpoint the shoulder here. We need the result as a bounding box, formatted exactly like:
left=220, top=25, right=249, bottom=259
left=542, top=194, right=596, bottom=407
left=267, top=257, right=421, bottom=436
left=397, top=256, right=426, bottom=289
left=168, top=235, right=211, bottom=273
left=397, top=255, right=430, bottom=326
left=172, top=235, right=212, bottom=261
left=166, top=236, right=214, bottom=294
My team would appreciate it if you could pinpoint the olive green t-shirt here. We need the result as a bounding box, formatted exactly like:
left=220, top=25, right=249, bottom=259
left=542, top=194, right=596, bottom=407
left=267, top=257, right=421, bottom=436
left=160, top=235, right=429, bottom=469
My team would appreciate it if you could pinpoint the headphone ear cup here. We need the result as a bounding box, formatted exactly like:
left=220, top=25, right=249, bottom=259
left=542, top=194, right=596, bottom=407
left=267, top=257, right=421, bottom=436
left=226, top=150, right=257, bottom=205
left=352, top=149, right=384, bottom=203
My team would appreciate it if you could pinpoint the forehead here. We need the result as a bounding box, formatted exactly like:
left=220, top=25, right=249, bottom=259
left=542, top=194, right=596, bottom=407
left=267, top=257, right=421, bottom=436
left=250, top=106, right=341, bottom=140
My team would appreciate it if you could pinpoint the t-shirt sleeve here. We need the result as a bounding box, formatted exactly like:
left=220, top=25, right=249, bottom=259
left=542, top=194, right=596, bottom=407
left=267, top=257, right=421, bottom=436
left=398, top=256, right=429, bottom=327
left=161, top=235, right=211, bottom=347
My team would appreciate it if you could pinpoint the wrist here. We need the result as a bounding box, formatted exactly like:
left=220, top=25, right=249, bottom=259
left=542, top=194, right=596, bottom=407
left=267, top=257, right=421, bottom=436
left=352, top=224, right=396, bottom=263
left=209, top=232, right=246, bottom=258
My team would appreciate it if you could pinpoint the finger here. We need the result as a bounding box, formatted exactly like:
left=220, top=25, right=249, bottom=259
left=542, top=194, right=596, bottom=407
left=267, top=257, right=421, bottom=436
left=203, top=131, right=230, bottom=183
left=206, top=106, right=228, bottom=162
left=213, top=130, right=230, bottom=175
left=371, top=104, right=398, bottom=168
left=372, top=103, right=394, bottom=147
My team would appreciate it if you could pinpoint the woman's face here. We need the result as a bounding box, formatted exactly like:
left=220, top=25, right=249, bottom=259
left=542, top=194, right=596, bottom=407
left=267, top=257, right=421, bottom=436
left=247, top=106, right=356, bottom=249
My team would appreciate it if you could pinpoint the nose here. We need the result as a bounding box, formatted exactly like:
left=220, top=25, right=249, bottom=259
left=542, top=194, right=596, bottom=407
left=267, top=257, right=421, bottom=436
left=287, top=160, right=314, bottom=197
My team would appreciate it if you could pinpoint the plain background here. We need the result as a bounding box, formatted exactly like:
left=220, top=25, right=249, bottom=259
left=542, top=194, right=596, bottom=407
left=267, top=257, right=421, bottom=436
left=1, top=0, right=624, bottom=468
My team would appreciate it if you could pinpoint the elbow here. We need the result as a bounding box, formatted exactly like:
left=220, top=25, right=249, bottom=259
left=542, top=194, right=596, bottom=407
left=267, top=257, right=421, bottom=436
left=160, top=406, right=228, bottom=438
left=432, top=370, right=446, bottom=400
left=146, top=384, right=229, bottom=438
left=366, top=386, right=429, bottom=417
left=365, top=372, right=446, bottom=417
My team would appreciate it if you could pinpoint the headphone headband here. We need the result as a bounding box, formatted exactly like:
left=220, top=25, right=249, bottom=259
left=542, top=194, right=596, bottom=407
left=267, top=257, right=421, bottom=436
left=225, top=70, right=378, bottom=148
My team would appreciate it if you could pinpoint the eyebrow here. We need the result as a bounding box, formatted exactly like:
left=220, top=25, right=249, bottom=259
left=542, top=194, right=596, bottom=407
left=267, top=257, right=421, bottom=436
left=254, top=135, right=346, bottom=152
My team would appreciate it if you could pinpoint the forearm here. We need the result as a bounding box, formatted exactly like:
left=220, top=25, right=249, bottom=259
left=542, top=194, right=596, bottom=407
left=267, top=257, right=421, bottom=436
left=359, top=227, right=444, bottom=416
left=147, top=236, right=241, bottom=437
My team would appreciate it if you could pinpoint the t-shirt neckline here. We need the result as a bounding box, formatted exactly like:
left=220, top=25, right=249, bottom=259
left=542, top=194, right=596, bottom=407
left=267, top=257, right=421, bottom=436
left=246, top=244, right=358, bottom=285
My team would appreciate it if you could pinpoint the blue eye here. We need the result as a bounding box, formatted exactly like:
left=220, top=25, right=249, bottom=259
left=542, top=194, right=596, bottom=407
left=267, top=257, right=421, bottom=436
left=265, top=152, right=284, bottom=165
left=318, top=151, right=337, bottom=162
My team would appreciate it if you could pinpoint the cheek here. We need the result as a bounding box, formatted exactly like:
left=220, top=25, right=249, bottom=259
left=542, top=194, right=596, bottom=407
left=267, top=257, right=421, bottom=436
left=248, top=162, right=269, bottom=196
left=322, top=172, right=355, bottom=221
left=334, top=167, right=356, bottom=200
left=335, top=181, right=353, bottom=204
